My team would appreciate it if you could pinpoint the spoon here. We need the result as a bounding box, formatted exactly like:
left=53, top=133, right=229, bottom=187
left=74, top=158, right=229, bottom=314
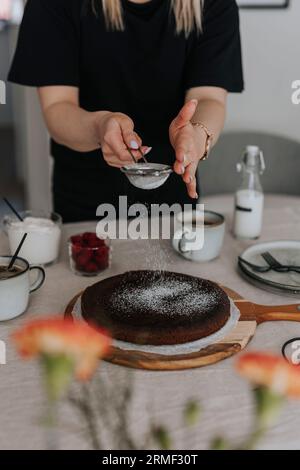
left=2, top=197, right=26, bottom=271
left=3, top=197, right=24, bottom=221
left=127, top=146, right=149, bottom=164
left=7, top=233, right=27, bottom=271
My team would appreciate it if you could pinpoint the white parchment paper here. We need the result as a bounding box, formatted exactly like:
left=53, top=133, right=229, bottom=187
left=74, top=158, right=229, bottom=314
left=72, top=296, right=240, bottom=356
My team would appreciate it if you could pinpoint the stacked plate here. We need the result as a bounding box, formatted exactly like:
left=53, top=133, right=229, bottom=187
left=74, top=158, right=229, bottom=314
left=238, top=241, right=300, bottom=297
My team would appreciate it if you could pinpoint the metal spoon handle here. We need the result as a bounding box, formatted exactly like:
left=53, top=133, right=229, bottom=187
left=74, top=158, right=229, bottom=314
left=7, top=233, right=27, bottom=271
left=3, top=197, right=23, bottom=221
left=138, top=147, right=148, bottom=164
left=127, top=147, right=138, bottom=164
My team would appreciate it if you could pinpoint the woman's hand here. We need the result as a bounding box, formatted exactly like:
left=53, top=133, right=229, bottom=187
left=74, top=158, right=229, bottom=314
left=169, top=100, right=206, bottom=199
left=97, top=112, right=151, bottom=168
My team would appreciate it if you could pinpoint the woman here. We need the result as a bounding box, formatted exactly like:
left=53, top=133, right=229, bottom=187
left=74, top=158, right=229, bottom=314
left=9, top=0, right=243, bottom=222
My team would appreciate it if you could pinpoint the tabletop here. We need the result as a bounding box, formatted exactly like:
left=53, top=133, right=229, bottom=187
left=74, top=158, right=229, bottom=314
left=1, top=194, right=300, bottom=450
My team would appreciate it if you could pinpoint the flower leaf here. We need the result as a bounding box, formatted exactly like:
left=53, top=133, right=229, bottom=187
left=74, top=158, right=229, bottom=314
left=184, top=400, right=201, bottom=426
left=152, top=426, right=172, bottom=450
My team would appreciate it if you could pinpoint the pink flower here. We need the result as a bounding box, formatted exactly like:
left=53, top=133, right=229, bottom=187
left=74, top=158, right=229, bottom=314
left=236, top=352, right=300, bottom=398
left=12, top=317, right=111, bottom=381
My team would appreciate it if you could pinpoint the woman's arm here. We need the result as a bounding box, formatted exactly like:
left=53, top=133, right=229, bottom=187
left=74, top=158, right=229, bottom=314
left=186, top=86, right=227, bottom=146
left=38, top=86, right=150, bottom=167
left=169, top=86, right=227, bottom=199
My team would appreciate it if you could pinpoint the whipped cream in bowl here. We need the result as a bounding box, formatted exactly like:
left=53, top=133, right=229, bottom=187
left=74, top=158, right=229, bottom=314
left=3, top=211, right=62, bottom=266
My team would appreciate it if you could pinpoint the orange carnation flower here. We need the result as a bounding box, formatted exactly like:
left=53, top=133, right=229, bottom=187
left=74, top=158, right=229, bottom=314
left=236, top=352, right=300, bottom=398
left=12, top=317, right=111, bottom=381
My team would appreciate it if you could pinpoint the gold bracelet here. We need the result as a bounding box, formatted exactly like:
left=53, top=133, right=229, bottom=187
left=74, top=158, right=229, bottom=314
left=191, top=121, right=214, bottom=161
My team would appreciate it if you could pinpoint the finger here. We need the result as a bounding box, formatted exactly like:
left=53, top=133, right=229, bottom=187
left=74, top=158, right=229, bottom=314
left=173, top=159, right=185, bottom=176
left=172, top=99, right=198, bottom=131
left=174, top=133, right=195, bottom=167
left=119, top=116, right=142, bottom=150
left=183, top=161, right=197, bottom=185
left=104, top=153, right=133, bottom=167
left=103, top=130, right=133, bottom=162
left=141, top=146, right=152, bottom=157
left=130, top=145, right=152, bottom=162
left=181, top=160, right=198, bottom=199
left=105, top=159, right=131, bottom=168
left=186, top=174, right=198, bottom=200
left=105, top=146, right=152, bottom=167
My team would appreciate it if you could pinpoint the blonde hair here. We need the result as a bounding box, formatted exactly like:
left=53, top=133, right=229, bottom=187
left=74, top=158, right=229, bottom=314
left=97, top=0, right=203, bottom=36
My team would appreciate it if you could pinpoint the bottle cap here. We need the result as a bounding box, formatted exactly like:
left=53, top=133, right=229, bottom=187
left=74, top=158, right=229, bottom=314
left=237, top=145, right=266, bottom=174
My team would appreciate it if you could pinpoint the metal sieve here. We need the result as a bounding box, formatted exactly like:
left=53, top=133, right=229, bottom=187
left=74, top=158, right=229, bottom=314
left=121, top=163, right=173, bottom=190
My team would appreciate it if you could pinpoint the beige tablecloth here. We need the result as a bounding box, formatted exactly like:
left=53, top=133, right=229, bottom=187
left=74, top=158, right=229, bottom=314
left=1, top=194, right=300, bottom=450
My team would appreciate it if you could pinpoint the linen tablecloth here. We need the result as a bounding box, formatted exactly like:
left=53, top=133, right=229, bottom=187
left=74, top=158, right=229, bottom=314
left=1, top=194, right=300, bottom=450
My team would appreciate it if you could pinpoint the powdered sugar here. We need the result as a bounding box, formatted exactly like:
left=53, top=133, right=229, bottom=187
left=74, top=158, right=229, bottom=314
left=110, top=274, right=221, bottom=319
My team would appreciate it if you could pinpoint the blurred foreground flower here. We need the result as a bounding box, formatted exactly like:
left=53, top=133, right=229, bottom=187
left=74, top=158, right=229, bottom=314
left=237, top=352, right=300, bottom=398
left=13, top=317, right=111, bottom=390
left=212, top=352, right=300, bottom=450
left=12, top=317, right=111, bottom=449
left=236, top=352, right=300, bottom=449
left=214, top=352, right=300, bottom=450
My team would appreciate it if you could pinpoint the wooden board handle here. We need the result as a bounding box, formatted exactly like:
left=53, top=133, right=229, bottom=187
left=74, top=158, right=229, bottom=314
left=237, top=301, right=300, bottom=324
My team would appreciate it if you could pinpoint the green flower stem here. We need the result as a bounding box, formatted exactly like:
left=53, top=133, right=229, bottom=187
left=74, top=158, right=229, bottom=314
left=211, top=436, right=230, bottom=450
left=40, top=354, right=75, bottom=450
left=41, top=354, right=74, bottom=402
left=184, top=401, right=201, bottom=427
left=45, top=399, right=59, bottom=450
left=152, top=426, right=172, bottom=450
left=242, top=386, right=285, bottom=450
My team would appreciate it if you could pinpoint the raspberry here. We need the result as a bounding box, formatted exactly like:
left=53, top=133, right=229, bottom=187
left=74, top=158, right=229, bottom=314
left=70, top=235, right=83, bottom=246
left=85, top=262, right=99, bottom=273
left=71, top=244, right=82, bottom=258
left=88, top=237, right=103, bottom=248
left=82, top=232, right=97, bottom=245
left=94, top=247, right=109, bottom=269
left=76, top=251, right=93, bottom=269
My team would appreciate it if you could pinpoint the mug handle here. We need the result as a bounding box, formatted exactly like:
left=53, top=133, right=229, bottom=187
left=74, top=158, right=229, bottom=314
left=173, top=229, right=192, bottom=255
left=29, top=266, right=46, bottom=293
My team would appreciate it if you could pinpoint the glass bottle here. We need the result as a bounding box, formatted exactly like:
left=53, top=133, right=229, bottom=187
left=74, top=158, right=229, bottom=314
left=233, top=146, right=265, bottom=239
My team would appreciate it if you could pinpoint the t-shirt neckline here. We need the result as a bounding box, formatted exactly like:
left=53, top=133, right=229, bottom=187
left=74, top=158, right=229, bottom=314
left=122, top=0, right=166, bottom=17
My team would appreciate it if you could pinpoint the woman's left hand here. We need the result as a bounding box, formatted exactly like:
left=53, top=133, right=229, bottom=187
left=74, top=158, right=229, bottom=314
left=169, top=99, right=206, bottom=199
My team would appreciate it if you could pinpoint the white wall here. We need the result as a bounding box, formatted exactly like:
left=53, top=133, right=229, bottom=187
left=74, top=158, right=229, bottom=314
left=8, top=26, right=51, bottom=210
left=226, top=1, right=300, bottom=142
left=0, top=28, right=13, bottom=126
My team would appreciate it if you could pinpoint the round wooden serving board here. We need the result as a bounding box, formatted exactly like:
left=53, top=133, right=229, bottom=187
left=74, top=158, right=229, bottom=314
left=64, top=286, right=300, bottom=371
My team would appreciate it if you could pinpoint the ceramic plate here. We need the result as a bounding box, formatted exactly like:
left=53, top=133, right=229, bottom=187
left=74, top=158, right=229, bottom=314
left=239, top=240, right=300, bottom=297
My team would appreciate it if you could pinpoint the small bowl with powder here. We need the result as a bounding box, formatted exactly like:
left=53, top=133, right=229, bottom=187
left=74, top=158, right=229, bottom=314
left=3, top=210, right=62, bottom=266
left=121, top=163, right=173, bottom=190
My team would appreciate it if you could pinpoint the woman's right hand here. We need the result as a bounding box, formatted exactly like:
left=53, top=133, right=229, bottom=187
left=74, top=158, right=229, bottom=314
left=97, top=112, right=151, bottom=168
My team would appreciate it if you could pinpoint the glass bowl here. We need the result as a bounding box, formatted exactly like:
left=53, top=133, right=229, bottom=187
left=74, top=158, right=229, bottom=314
left=68, top=232, right=111, bottom=277
left=3, top=210, right=62, bottom=266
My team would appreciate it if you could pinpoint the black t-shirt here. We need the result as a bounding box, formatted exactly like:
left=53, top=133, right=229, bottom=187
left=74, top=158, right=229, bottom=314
left=8, top=0, right=244, bottom=222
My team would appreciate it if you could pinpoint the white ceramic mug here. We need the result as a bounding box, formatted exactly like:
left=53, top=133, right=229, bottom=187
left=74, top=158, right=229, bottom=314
left=172, top=210, right=225, bottom=262
left=0, top=256, right=45, bottom=321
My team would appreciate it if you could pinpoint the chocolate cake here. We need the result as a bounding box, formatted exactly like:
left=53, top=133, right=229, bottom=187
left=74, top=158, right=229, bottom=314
left=81, top=270, right=231, bottom=345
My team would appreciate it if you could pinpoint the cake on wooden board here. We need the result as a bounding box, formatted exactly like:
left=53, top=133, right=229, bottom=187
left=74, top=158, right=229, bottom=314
left=81, top=270, right=231, bottom=345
